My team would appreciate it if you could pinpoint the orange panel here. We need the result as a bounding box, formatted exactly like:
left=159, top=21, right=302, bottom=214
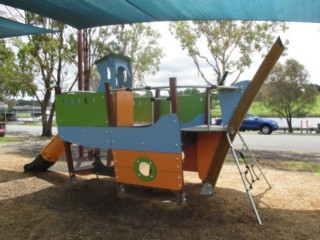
left=113, top=150, right=184, bottom=191
left=197, top=132, right=223, bottom=180
left=115, top=167, right=183, bottom=191
left=114, top=91, right=133, bottom=126
left=113, top=150, right=183, bottom=172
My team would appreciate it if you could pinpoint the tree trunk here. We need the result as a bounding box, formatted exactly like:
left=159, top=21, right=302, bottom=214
left=286, top=116, right=293, bottom=133
left=41, top=105, right=53, bottom=137
left=40, top=80, right=53, bottom=137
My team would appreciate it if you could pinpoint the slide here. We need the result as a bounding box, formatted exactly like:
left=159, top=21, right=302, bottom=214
left=24, top=135, right=65, bottom=171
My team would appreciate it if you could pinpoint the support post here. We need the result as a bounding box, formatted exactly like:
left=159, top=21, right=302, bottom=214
left=64, top=141, right=77, bottom=184
left=153, top=89, right=160, bottom=123
left=205, top=87, right=211, bottom=125
left=105, top=83, right=116, bottom=127
left=78, top=30, right=84, bottom=158
left=169, top=77, right=178, bottom=114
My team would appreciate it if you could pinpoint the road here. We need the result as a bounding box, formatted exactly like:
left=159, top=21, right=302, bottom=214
left=233, top=133, right=320, bottom=154
left=6, top=125, right=58, bottom=137
left=5, top=125, right=320, bottom=154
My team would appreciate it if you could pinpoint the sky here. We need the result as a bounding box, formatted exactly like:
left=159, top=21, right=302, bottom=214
left=147, top=21, right=320, bottom=87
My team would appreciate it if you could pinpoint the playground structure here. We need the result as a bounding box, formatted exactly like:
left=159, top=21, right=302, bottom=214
left=24, top=38, right=284, bottom=224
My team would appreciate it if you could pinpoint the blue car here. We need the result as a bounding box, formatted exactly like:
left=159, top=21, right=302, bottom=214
left=215, top=113, right=278, bottom=134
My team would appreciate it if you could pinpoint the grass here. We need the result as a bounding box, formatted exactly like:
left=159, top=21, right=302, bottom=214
left=281, top=161, right=320, bottom=173
left=211, top=95, right=320, bottom=117
left=249, top=95, right=320, bottom=117
left=225, top=151, right=320, bottom=176
left=16, top=112, right=31, bottom=118
left=0, top=136, right=18, bottom=143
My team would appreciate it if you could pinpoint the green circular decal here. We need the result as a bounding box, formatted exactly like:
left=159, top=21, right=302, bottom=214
left=134, top=157, right=157, bottom=182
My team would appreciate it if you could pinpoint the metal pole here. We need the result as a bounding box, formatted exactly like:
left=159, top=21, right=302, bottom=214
left=78, top=30, right=84, bottom=158
left=77, top=30, right=83, bottom=91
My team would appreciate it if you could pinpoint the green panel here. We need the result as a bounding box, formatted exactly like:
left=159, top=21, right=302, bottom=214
left=158, top=93, right=207, bottom=123
left=133, top=93, right=207, bottom=124
left=177, top=93, right=206, bottom=123
left=55, top=92, right=108, bottom=126
left=133, top=97, right=152, bottom=122
left=158, top=99, right=171, bottom=117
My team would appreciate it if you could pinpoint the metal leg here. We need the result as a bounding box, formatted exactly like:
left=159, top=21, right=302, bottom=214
left=178, top=190, right=187, bottom=204
left=227, top=133, right=263, bottom=225
left=70, top=175, right=77, bottom=184
left=63, top=141, right=77, bottom=184
left=237, top=132, right=272, bottom=189
left=117, top=183, right=125, bottom=194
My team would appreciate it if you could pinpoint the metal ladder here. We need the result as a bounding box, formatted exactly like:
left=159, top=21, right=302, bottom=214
left=226, top=132, right=271, bottom=225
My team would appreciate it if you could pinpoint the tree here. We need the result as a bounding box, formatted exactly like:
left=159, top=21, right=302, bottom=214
left=15, top=13, right=75, bottom=137
left=262, top=59, right=318, bottom=132
left=0, top=39, right=36, bottom=121
left=77, top=23, right=164, bottom=91
left=0, top=40, right=36, bottom=97
left=169, top=21, right=287, bottom=84
left=109, top=24, right=163, bottom=86
left=183, top=88, right=200, bottom=95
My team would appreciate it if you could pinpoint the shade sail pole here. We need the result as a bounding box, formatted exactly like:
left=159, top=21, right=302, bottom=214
left=77, top=29, right=84, bottom=157
left=78, top=30, right=83, bottom=91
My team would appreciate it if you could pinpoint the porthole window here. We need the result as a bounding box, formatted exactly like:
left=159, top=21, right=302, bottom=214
left=134, top=157, right=157, bottom=182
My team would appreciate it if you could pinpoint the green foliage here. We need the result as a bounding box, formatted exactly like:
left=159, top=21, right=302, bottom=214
left=262, top=59, right=318, bottom=130
left=182, top=88, right=200, bottom=95
left=11, top=13, right=75, bottom=136
left=249, top=101, right=273, bottom=117
left=81, top=23, right=163, bottom=89
left=250, top=95, right=320, bottom=117
left=0, top=40, right=35, bottom=97
left=110, top=23, right=163, bottom=85
left=170, top=20, right=287, bottom=85
left=264, top=59, right=317, bottom=116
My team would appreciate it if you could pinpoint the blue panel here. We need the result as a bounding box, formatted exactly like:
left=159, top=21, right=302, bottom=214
left=95, top=58, right=111, bottom=91
left=179, top=113, right=205, bottom=129
left=58, top=126, right=111, bottom=150
left=110, top=114, right=181, bottom=153
left=96, top=54, right=132, bottom=92
left=58, top=114, right=181, bottom=153
left=218, top=80, right=250, bottom=126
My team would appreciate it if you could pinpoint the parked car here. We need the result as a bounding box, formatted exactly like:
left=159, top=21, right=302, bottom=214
left=215, top=113, right=278, bottom=134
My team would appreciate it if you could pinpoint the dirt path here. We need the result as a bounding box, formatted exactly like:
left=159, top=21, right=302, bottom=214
left=0, top=136, right=319, bottom=239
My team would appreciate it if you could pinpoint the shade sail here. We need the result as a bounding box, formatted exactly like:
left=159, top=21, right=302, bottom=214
left=0, top=17, right=56, bottom=39
left=0, top=0, right=320, bottom=30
